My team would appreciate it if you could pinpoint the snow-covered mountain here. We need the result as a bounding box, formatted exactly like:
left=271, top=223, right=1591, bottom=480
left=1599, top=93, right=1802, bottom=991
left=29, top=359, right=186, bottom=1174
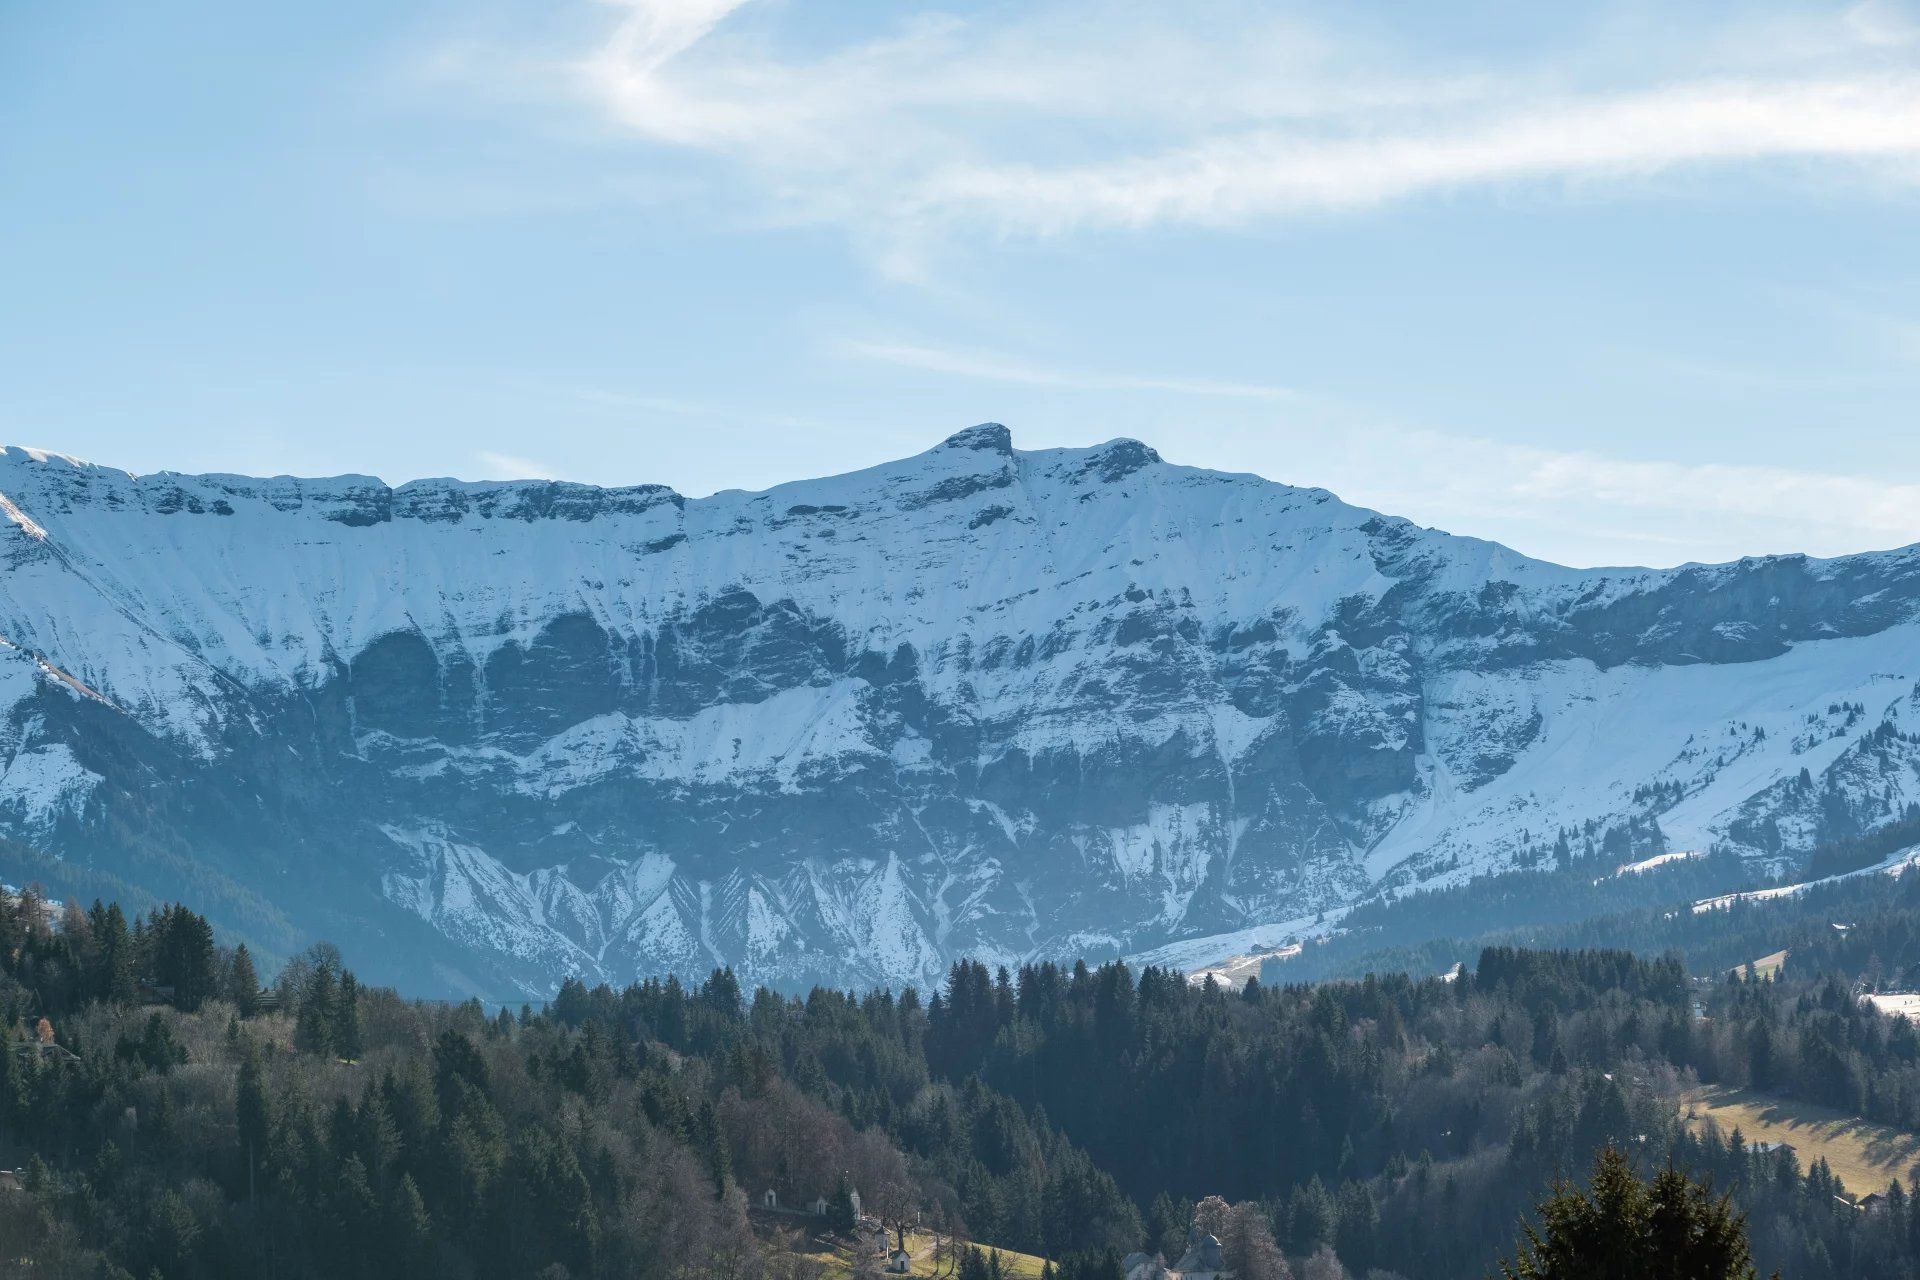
left=2, top=424, right=1918, bottom=997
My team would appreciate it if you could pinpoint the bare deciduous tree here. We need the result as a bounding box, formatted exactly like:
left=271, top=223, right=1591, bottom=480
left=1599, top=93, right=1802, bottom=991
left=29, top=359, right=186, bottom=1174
left=1192, top=1194, right=1230, bottom=1241
left=1222, top=1202, right=1292, bottom=1280
left=1302, top=1245, right=1349, bottom=1280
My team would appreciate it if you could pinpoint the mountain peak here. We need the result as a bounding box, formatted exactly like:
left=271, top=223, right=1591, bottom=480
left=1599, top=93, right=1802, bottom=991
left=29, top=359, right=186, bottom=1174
left=936, top=423, right=1014, bottom=456
left=1079, top=437, right=1161, bottom=482
left=1, top=445, right=103, bottom=473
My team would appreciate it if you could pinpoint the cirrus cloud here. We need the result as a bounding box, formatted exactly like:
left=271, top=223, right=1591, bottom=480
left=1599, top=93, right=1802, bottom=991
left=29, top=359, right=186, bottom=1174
left=513, top=0, right=1920, bottom=251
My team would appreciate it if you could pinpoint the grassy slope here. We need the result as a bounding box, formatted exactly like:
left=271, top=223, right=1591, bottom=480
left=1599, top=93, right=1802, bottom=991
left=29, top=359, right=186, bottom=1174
left=1682, top=1085, right=1920, bottom=1197
left=1736, top=950, right=1789, bottom=979
left=778, top=1227, right=1050, bottom=1278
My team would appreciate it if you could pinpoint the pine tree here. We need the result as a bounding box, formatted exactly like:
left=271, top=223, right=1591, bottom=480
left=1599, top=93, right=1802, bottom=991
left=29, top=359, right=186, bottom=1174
left=148, top=1188, right=203, bottom=1275
left=1288, top=1177, right=1336, bottom=1254
left=1333, top=1181, right=1377, bottom=1271
left=697, top=1099, right=730, bottom=1195
left=227, top=943, right=259, bottom=1016
left=136, top=1011, right=187, bottom=1072
left=0, top=1023, right=20, bottom=1132
left=355, top=1090, right=402, bottom=1195
left=91, top=901, right=136, bottom=1004
left=1499, top=1146, right=1768, bottom=1280
left=150, top=904, right=219, bottom=1011
left=335, top=970, right=364, bottom=1060
left=295, top=961, right=338, bottom=1056
left=1144, top=1192, right=1187, bottom=1261
left=236, top=1045, right=273, bottom=1203
left=333, top=1154, right=379, bottom=1271
left=832, top=1172, right=859, bottom=1233
left=387, top=1173, right=434, bottom=1280
left=383, top=1060, right=441, bottom=1169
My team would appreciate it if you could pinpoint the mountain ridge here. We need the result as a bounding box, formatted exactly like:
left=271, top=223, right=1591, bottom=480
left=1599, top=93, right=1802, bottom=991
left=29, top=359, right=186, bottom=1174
left=1, top=425, right=1917, bottom=996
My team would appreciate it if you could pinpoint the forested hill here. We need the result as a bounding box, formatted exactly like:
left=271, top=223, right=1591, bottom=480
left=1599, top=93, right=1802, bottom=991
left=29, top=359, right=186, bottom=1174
left=1275, top=819, right=1920, bottom=989
left=6, top=882, right=1920, bottom=1278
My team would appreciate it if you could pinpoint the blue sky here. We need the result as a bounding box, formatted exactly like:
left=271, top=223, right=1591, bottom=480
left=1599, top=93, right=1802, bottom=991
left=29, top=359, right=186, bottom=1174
left=4, top=0, right=1920, bottom=567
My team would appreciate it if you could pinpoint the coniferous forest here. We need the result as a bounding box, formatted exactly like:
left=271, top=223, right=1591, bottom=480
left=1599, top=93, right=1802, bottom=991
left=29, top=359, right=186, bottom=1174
left=5, top=878, right=1920, bottom=1279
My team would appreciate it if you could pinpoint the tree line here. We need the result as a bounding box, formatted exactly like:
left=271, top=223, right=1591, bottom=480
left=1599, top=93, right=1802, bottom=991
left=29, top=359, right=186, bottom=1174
left=4, top=880, right=1919, bottom=1277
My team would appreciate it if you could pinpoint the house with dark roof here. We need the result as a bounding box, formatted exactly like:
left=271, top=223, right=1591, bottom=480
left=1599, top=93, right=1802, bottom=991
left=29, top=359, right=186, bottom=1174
left=1172, top=1227, right=1229, bottom=1279
left=1123, top=1251, right=1170, bottom=1280
left=12, top=1040, right=80, bottom=1067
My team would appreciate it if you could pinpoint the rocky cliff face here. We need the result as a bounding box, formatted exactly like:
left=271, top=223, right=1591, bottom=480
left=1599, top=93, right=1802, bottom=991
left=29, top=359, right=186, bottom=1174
left=1, top=425, right=1917, bottom=996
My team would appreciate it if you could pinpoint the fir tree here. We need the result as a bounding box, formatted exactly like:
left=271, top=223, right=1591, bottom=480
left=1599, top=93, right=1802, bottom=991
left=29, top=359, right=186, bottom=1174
left=334, top=970, right=363, bottom=1061
left=831, top=1172, right=859, bottom=1233
left=149, top=904, right=219, bottom=1011
left=294, top=961, right=338, bottom=1056
left=226, top=943, right=258, bottom=1017
left=235, top=1045, right=272, bottom=1203
left=1499, top=1146, right=1768, bottom=1280
left=388, top=1173, right=434, bottom=1280
left=0, top=1022, right=20, bottom=1131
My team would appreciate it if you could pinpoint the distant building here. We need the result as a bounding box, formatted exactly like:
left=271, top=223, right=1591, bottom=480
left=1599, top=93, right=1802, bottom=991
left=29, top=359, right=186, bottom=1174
left=887, top=1248, right=912, bottom=1273
left=12, top=1041, right=80, bottom=1066
left=762, top=1189, right=779, bottom=1211
left=1123, top=1252, right=1170, bottom=1280
left=1172, top=1227, right=1229, bottom=1279
left=0, top=1169, right=22, bottom=1194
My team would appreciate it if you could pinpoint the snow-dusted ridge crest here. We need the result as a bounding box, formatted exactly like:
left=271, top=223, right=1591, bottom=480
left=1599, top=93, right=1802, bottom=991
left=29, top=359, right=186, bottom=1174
left=1, top=425, right=1919, bottom=998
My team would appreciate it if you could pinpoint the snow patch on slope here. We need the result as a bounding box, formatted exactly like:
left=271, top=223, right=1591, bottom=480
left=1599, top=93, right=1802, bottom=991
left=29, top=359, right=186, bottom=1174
left=0, top=744, right=99, bottom=833
left=1692, top=844, right=1920, bottom=914
left=520, top=679, right=877, bottom=795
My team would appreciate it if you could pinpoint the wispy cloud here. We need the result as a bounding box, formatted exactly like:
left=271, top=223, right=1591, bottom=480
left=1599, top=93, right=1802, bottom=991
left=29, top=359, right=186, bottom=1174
left=461, top=0, right=1920, bottom=251
left=1504, top=444, right=1920, bottom=545
left=922, top=75, right=1920, bottom=234
left=1242, top=420, right=1920, bottom=566
left=1850, top=0, right=1920, bottom=47
left=840, top=338, right=1301, bottom=400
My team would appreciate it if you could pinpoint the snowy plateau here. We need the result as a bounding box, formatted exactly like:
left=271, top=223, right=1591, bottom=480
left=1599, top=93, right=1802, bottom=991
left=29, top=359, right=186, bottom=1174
left=0, top=424, right=1918, bottom=998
